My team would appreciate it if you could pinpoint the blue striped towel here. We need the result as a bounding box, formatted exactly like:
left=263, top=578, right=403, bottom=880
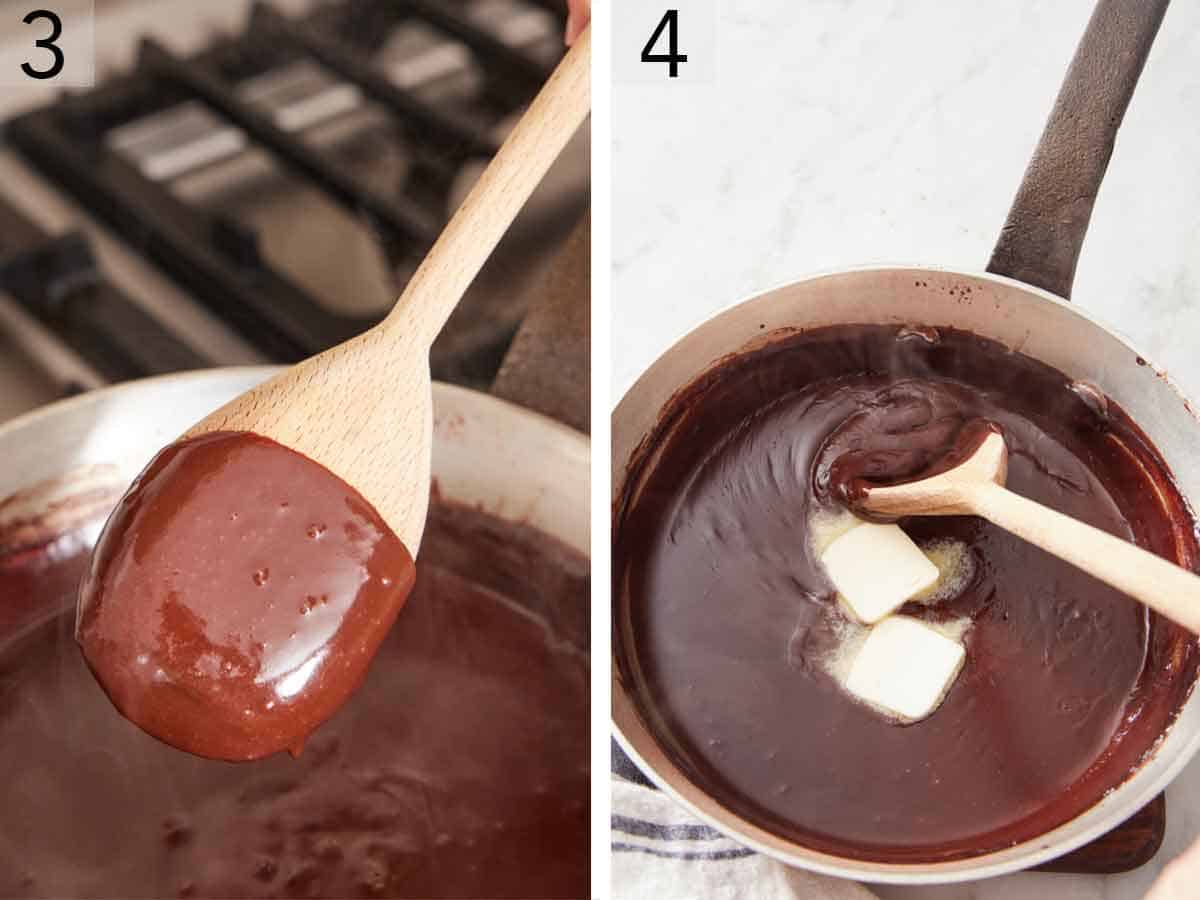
left=612, top=756, right=877, bottom=900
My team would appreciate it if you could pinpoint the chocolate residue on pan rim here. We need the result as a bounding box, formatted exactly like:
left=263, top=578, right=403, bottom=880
left=0, top=466, right=123, bottom=557
left=612, top=323, right=1200, bottom=864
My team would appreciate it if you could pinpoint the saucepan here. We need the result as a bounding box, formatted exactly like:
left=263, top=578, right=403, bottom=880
left=611, top=0, right=1200, bottom=884
left=0, top=370, right=588, bottom=559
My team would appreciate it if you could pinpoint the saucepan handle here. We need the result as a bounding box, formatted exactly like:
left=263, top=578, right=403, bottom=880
left=986, top=0, right=1169, bottom=300
left=491, top=212, right=590, bottom=433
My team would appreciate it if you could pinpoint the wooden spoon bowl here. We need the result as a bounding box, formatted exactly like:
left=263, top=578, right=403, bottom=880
left=859, top=425, right=1200, bottom=634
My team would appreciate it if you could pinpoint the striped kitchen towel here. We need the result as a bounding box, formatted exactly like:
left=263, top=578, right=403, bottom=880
left=611, top=766, right=877, bottom=900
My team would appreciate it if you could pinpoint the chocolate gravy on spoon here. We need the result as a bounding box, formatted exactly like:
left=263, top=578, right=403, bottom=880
left=77, top=432, right=416, bottom=760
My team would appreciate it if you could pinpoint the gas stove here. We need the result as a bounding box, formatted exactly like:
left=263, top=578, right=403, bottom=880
left=0, top=0, right=588, bottom=424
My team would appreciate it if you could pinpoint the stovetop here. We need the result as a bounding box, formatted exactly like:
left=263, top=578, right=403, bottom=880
left=0, top=0, right=587, bottom=423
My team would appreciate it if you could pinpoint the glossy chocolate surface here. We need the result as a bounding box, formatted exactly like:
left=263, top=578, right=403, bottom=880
left=2, top=501, right=589, bottom=898
left=614, top=324, right=1200, bottom=862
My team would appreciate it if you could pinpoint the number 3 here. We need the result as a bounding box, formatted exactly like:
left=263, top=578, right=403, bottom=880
left=21, top=9, right=65, bottom=80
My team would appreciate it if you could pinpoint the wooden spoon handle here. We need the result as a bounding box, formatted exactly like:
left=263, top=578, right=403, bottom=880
left=969, top=482, right=1200, bottom=634
left=384, top=26, right=591, bottom=346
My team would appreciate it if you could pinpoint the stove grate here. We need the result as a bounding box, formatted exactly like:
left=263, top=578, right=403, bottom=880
left=0, top=195, right=208, bottom=384
left=7, top=0, right=564, bottom=374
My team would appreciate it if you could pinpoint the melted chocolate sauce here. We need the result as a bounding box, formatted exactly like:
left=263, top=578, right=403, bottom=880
left=1, top=501, right=589, bottom=898
left=614, top=325, right=1200, bottom=862
left=77, top=432, right=416, bottom=761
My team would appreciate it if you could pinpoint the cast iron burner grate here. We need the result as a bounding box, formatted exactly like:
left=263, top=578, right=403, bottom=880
left=0, top=194, right=207, bottom=385
left=6, top=0, right=567, bottom=381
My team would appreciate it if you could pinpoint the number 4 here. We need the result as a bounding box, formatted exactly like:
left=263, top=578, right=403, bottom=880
left=642, top=10, right=688, bottom=78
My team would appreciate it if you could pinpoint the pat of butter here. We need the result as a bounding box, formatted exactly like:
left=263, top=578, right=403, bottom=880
left=845, top=615, right=966, bottom=722
left=819, top=522, right=939, bottom=624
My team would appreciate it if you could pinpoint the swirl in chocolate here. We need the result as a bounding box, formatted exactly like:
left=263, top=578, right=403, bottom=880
left=823, top=398, right=1003, bottom=518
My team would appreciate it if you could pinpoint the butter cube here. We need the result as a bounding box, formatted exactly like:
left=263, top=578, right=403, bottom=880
left=820, top=522, right=938, bottom=624
left=845, top=616, right=965, bottom=722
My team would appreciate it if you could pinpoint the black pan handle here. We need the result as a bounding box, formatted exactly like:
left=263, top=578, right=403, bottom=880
left=986, top=0, right=1169, bottom=300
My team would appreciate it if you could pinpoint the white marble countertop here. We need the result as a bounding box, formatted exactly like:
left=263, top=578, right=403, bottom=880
left=612, top=1, right=1200, bottom=897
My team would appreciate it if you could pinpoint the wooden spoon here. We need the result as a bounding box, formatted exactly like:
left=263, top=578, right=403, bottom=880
left=858, top=428, right=1200, bottom=634
left=184, top=27, right=591, bottom=556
